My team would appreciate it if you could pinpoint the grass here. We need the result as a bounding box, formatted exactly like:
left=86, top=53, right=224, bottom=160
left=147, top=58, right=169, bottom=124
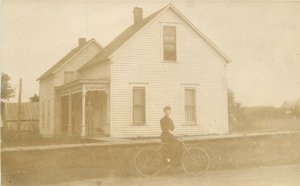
left=2, top=118, right=299, bottom=148
left=231, top=118, right=300, bottom=133
left=1, top=133, right=100, bottom=148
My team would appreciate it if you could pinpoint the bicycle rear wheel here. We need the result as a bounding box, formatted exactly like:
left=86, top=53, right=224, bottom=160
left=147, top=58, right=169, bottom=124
left=135, top=149, right=162, bottom=177
left=181, top=147, right=210, bottom=176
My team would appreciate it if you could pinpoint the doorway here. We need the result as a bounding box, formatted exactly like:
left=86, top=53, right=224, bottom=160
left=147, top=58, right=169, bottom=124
left=71, top=93, right=82, bottom=136
left=86, top=91, right=108, bottom=136
left=60, top=96, right=69, bottom=135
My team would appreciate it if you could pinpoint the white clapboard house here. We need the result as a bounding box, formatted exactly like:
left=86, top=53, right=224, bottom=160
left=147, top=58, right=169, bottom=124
left=38, top=4, right=231, bottom=138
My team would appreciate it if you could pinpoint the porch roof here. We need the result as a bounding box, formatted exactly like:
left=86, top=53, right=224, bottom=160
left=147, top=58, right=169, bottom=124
left=55, top=78, right=110, bottom=94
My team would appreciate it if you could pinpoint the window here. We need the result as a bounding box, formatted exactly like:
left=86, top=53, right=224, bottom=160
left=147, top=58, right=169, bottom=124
left=42, top=99, right=49, bottom=128
left=132, top=87, right=146, bottom=125
left=163, top=25, right=176, bottom=61
left=184, top=88, right=197, bottom=124
left=64, top=71, right=76, bottom=84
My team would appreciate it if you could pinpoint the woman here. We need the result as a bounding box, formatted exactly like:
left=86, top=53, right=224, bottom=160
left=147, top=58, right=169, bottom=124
left=160, top=106, right=182, bottom=166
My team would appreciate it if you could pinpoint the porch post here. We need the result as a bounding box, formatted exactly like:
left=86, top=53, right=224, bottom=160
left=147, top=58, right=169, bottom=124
left=54, top=96, right=60, bottom=135
left=105, top=89, right=110, bottom=136
left=81, top=85, right=87, bottom=137
left=67, top=94, right=72, bottom=136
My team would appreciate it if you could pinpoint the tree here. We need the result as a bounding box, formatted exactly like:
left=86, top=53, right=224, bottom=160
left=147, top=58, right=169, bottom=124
left=227, top=89, right=250, bottom=132
left=1, top=73, right=15, bottom=100
left=29, top=94, right=39, bottom=102
left=228, top=88, right=239, bottom=126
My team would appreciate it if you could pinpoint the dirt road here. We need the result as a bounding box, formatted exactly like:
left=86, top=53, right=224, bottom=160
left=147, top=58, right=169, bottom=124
left=49, top=164, right=300, bottom=186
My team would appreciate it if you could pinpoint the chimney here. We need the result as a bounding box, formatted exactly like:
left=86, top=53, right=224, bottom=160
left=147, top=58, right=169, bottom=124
left=133, top=7, right=143, bottom=24
left=78, top=38, right=86, bottom=47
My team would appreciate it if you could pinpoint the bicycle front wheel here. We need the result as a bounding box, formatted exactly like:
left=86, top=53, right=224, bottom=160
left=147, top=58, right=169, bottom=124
left=135, top=149, right=162, bottom=177
left=181, top=147, right=210, bottom=176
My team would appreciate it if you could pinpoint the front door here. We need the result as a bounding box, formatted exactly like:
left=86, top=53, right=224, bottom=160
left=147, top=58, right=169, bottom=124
left=71, top=93, right=82, bottom=136
left=86, top=91, right=108, bottom=136
left=60, top=96, right=69, bottom=135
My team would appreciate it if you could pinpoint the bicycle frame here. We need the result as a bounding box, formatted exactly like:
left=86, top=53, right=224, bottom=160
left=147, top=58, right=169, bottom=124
left=135, top=136, right=210, bottom=176
left=160, top=136, right=201, bottom=165
left=178, top=137, right=200, bottom=162
left=159, top=136, right=188, bottom=159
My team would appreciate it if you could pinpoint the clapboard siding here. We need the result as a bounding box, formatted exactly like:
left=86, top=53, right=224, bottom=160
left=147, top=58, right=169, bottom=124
left=54, top=42, right=101, bottom=86
left=39, top=76, right=55, bottom=136
left=110, top=9, right=228, bottom=137
left=79, top=62, right=110, bottom=79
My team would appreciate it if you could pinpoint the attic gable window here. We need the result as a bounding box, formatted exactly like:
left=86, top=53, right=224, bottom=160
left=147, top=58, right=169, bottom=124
left=163, top=25, right=177, bottom=62
left=64, top=71, right=77, bottom=84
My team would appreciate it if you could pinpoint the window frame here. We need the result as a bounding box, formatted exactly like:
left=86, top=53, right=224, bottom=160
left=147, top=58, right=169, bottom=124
left=64, top=71, right=77, bottom=84
left=183, top=87, right=198, bottom=125
left=130, top=84, right=148, bottom=126
left=161, top=23, right=178, bottom=63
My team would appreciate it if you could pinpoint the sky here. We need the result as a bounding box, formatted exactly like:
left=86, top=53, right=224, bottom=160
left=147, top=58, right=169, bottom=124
left=1, top=0, right=300, bottom=107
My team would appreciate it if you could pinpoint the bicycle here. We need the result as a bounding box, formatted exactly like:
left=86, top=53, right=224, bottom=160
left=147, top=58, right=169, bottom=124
left=135, top=136, right=210, bottom=176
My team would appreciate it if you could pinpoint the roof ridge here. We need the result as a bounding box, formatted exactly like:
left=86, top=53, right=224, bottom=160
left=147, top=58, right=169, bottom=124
left=37, top=38, right=98, bottom=80
left=78, top=5, right=168, bottom=71
left=79, top=4, right=231, bottom=71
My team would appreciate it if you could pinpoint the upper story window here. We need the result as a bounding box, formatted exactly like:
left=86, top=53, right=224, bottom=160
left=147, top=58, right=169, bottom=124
left=163, top=25, right=177, bottom=62
left=64, top=71, right=77, bottom=84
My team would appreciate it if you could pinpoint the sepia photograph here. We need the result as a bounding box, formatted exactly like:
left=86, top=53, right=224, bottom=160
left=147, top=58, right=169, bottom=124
left=1, top=0, right=300, bottom=185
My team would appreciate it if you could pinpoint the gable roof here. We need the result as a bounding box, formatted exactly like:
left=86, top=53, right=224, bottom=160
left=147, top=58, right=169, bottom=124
left=78, top=5, right=167, bottom=71
left=37, top=38, right=102, bottom=80
left=79, top=4, right=231, bottom=71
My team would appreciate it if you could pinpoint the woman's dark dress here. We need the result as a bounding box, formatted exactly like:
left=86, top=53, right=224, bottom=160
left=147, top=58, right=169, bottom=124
left=160, top=116, right=182, bottom=165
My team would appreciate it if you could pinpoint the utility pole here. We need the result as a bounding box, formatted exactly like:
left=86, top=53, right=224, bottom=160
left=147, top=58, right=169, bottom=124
left=17, top=78, right=22, bottom=140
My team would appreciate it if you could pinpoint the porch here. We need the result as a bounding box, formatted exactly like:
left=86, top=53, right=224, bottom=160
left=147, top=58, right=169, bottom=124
left=55, top=79, right=110, bottom=137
